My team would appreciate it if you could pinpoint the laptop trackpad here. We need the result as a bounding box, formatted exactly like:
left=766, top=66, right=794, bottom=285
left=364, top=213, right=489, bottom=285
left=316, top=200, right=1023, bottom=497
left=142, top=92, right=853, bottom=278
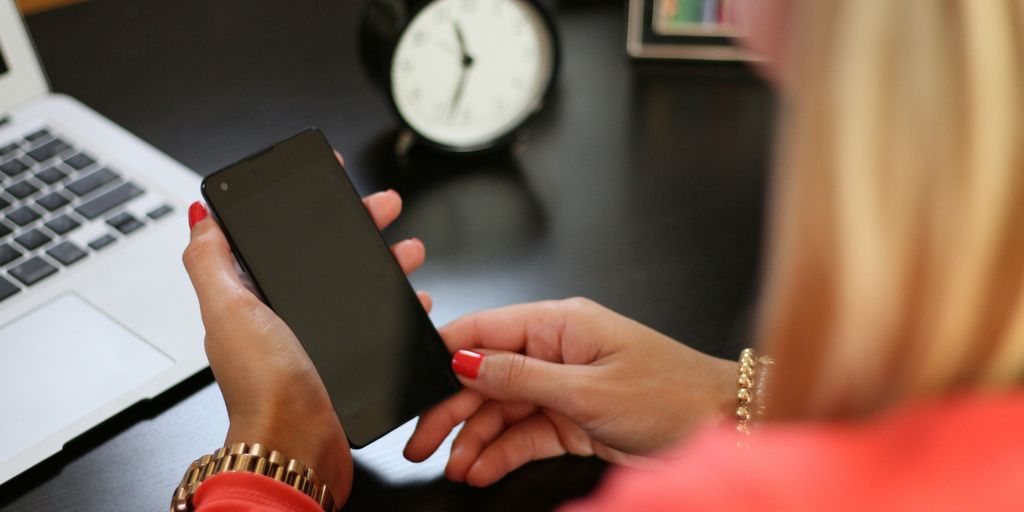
left=0, top=294, right=174, bottom=461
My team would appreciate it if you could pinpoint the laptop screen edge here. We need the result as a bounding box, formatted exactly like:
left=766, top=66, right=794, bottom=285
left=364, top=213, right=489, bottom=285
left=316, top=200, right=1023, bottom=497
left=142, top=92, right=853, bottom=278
left=0, top=0, right=49, bottom=116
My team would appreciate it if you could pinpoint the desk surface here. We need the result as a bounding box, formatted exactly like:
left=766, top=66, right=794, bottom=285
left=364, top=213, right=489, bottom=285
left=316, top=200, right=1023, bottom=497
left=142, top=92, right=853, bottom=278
left=0, top=0, right=774, bottom=510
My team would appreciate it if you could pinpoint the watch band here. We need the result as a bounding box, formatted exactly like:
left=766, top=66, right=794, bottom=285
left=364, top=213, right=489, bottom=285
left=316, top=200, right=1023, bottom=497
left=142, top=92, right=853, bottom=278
left=170, top=442, right=335, bottom=512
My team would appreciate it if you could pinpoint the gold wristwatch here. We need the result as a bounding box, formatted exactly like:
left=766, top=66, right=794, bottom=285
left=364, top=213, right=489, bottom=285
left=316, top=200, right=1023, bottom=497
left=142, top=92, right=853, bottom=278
left=170, top=442, right=335, bottom=512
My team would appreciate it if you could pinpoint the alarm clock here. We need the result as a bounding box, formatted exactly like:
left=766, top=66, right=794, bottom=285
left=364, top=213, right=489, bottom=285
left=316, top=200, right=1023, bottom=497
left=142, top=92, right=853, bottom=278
left=360, top=0, right=559, bottom=154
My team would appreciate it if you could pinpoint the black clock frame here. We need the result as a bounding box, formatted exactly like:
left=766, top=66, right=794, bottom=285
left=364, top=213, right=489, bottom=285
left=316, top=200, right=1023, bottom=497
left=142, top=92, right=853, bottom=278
left=359, top=0, right=561, bottom=155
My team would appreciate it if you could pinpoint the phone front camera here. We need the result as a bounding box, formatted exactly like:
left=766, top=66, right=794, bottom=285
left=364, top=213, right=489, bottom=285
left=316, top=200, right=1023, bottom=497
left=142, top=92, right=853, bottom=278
left=220, top=182, right=229, bottom=191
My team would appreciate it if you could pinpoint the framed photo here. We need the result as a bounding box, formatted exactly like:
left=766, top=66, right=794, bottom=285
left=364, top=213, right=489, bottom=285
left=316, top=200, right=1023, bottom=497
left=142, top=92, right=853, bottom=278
left=627, top=0, right=756, bottom=61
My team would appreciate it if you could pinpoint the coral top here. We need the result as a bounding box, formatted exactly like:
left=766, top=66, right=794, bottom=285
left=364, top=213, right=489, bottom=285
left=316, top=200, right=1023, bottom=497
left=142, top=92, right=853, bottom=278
left=194, top=391, right=1024, bottom=511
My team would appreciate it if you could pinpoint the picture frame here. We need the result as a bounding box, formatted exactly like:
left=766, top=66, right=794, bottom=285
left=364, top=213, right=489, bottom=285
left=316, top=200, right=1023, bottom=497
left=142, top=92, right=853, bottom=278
left=626, top=0, right=756, bottom=61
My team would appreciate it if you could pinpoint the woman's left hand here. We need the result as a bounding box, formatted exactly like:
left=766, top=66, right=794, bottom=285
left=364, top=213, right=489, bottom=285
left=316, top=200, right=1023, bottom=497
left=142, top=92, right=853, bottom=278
left=182, top=187, right=430, bottom=506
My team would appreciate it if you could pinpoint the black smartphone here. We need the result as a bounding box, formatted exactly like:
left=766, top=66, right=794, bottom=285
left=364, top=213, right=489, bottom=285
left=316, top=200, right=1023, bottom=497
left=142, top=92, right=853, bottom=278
left=201, top=129, right=459, bottom=448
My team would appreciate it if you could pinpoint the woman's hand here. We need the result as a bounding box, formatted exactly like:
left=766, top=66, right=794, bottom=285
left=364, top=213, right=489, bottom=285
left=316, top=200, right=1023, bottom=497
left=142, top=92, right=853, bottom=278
left=404, top=298, right=736, bottom=487
left=182, top=187, right=430, bottom=506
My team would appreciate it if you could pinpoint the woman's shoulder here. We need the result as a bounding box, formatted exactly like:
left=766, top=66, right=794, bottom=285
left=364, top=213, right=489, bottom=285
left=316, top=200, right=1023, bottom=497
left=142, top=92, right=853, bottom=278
left=565, top=390, right=1024, bottom=512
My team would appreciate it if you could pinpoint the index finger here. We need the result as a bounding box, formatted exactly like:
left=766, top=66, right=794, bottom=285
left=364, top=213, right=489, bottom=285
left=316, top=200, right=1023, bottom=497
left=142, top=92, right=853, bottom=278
left=438, top=300, right=574, bottom=363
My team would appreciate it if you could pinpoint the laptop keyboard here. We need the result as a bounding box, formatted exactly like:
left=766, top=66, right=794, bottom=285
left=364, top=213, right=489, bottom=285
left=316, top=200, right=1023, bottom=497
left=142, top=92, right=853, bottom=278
left=0, top=127, right=173, bottom=303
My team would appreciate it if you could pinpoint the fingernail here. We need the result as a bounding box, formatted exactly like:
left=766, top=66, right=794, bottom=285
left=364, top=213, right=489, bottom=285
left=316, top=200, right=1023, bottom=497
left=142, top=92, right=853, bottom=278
left=452, top=350, right=483, bottom=379
left=188, top=201, right=208, bottom=230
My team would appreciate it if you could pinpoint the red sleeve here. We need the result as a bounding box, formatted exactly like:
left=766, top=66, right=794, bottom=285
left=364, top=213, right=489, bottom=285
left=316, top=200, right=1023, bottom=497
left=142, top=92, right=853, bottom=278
left=561, top=392, right=1024, bottom=512
left=193, top=471, right=323, bottom=512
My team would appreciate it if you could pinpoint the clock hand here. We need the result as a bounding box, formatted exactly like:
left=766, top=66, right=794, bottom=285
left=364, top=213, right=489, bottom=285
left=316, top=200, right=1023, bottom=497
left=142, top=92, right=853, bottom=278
left=449, top=65, right=470, bottom=119
left=448, top=21, right=474, bottom=119
left=454, top=22, right=474, bottom=67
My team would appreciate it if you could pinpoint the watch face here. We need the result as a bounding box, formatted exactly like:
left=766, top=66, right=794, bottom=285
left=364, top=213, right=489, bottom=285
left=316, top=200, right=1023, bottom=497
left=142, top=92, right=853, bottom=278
left=390, top=0, right=555, bottom=150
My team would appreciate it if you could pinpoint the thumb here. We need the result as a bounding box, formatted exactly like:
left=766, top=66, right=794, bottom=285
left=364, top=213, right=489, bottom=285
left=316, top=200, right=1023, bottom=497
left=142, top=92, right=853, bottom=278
left=451, top=349, right=586, bottom=416
left=182, top=204, right=252, bottom=320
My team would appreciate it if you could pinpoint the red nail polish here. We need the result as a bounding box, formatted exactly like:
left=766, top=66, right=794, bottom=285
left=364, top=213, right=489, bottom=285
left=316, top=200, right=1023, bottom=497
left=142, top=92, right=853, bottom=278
left=188, top=201, right=208, bottom=229
left=452, top=350, right=483, bottom=379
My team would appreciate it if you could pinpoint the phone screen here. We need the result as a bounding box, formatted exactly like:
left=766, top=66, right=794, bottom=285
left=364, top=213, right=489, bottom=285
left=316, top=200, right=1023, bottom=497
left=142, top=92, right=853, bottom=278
left=201, top=129, right=459, bottom=447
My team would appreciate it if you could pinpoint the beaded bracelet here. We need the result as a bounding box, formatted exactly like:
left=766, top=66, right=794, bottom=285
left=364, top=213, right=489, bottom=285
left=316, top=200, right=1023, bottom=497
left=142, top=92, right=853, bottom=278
left=735, top=348, right=773, bottom=442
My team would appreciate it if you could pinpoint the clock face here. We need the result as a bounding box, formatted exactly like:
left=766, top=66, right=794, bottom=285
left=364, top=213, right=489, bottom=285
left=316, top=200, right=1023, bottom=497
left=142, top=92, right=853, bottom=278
left=390, top=0, right=555, bottom=150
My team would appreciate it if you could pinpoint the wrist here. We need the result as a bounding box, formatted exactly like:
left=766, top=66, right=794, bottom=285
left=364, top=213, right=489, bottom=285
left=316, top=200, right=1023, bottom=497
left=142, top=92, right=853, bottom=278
left=679, top=348, right=739, bottom=420
left=226, top=406, right=352, bottom=506
left=224, top=421, right=326, bottom=473
left=224, top=379, right=337, bottom=465
left=716, top=359, right=741, bottom=417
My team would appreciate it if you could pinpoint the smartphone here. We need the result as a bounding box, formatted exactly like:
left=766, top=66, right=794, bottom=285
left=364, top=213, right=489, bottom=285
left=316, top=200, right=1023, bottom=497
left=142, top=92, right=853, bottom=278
left=201, top=129, right=460, bottom=447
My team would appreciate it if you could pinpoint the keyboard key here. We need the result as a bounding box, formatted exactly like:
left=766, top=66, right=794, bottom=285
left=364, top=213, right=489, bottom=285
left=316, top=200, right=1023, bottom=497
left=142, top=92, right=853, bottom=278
left=46, top=241, right=87, bottom=266
left=107, top=212, right=144, bottom=235
left=24, top=129, right=50, bottom=142
left=0, top=244, right=22, bottom=266
left=0, top=157, right=30, bottom=177
left=0, top=197, right=9, bottom=211
left=7, top=205, right=41, bottom=226
left=106, top=212, right=132, bottom=226
left=35, top=165, right=67, bottom=185
left=0, top=222, right=11, bottom=238
left=26, top=138, right=71, bottom=163
left=63, top=152, right=96, bottom=170
left=88, top=234, right=116, bottom=251
left=44, top=214, right=80, bottom=235
left=146, top=204, right=174, bottom=220
left=15, top=229, right=50, bottom=251
left=36, top=191, right=70, bottom=212
left=5, top=180, right=38, bottom=200
left=9, top=256, right=57, bottom=286
left=67, top=168, right=119, bottom=196
left=75, top=182, right=142, bottom=220
left=0, top=275, right=19, bottom=303
left=0, top=143, right=17, bottom=156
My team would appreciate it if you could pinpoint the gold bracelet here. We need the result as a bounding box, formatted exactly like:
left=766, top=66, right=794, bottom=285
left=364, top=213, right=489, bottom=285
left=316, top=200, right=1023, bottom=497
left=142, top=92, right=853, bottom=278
left=170, top=442, right=335, bottom=512
left=735, top=348, right=773, bottom=441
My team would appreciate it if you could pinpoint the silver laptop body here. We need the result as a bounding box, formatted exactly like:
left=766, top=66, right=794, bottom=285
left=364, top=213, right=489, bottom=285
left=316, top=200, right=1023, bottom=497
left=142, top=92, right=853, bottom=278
left=0, top=0, right=206, bottom=484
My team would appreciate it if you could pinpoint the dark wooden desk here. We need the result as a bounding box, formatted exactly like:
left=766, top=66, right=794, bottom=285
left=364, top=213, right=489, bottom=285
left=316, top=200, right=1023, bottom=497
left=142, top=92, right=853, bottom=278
left=0, top=0, right=774, bottom=509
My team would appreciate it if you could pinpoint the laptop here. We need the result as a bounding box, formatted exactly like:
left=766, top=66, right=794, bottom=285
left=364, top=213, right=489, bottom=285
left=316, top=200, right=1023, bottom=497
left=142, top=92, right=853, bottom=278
left=0, top=0, right=206, bottom=484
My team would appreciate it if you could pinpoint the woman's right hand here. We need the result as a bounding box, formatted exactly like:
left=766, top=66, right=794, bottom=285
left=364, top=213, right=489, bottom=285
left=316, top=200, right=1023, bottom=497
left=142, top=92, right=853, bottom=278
left=404, top=298, right=737, bottom=487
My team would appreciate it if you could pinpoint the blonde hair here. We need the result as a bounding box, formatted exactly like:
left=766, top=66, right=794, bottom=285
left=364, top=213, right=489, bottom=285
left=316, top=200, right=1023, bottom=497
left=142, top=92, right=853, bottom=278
left=758, top=0, right=1024, bottom=419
